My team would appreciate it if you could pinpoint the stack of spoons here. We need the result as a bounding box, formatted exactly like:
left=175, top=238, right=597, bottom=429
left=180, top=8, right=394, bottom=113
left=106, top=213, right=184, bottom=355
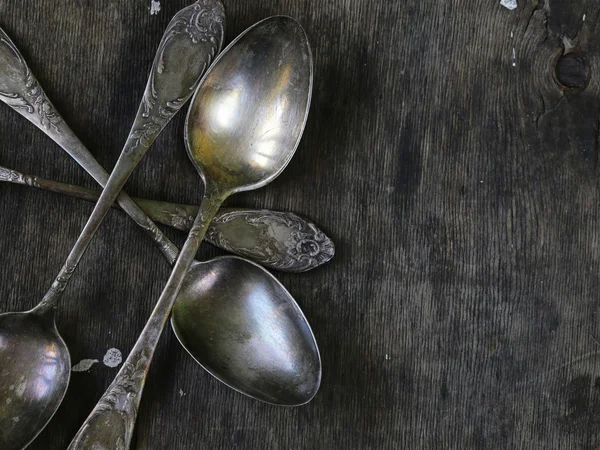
left=0, top=2, right=331, bottom=449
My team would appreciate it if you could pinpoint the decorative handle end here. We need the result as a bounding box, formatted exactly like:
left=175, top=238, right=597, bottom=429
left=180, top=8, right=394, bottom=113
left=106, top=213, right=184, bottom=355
left=208, top=210, right=336, bottom=272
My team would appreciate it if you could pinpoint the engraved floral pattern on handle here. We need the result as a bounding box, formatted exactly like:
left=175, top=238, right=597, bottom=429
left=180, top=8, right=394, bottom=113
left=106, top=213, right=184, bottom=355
left=167, top=207, right=196, bottom=230
left=67, top=351, right=151, bottom=450
left=0, top=165, right=42, bottom=187
left=207, top=210, right=335, bottom=272
left=0, top=29, right=62, bottom=133
left=126, top=0, right=225, bottom=155
left=0, top=164, right=336, bottom=272
left=0, top=166, right=21, bottom=183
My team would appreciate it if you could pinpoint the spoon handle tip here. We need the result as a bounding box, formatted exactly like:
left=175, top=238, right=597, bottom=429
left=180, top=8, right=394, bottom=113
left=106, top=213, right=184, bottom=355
left=39, top=0, right=226, bottom=307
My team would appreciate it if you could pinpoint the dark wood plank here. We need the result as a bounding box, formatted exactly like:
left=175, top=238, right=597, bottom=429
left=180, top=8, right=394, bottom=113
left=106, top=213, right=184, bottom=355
left=1, top=0, right=600, bottom=448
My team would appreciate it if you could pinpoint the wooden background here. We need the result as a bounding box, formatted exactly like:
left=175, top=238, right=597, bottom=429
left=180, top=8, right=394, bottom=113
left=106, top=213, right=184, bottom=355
left=0, top=0, right=599, bottom=448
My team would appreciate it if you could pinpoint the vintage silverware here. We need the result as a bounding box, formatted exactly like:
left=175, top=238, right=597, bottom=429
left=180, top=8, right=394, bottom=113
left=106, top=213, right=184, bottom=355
left=0, top=4, right=223, bottom=266
left=172, top=256, right=321, bottom=405
left=69, top=16, right=315, bottom=449
left=0, top=166, right=334, bottom=272
left=0, top=2, right=225, bottom=449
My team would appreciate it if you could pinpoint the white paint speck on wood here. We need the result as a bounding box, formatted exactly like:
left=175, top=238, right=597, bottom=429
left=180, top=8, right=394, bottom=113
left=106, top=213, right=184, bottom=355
left=562, top=36, right=574, bottom=51
left=72, top=359, right=99, bottom=372
left=500, top=0, right=518, bottom=10
left=103, top=348, right=123, bottom=368
left=150, top=0, right=161, bottom=15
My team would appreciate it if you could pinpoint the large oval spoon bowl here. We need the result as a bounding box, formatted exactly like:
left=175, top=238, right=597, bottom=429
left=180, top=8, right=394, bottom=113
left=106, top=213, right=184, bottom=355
left=185, top=15, right=312, bottom=193
left=0, top=310, right=70, bottom=449
left=171, top=257, right=321, bottom=405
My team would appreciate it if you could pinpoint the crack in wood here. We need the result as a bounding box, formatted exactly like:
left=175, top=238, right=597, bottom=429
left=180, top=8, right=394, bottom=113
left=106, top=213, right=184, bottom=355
left=535, top=94, right=565, bottom=126
left=524, top=0, right=549, bottom=38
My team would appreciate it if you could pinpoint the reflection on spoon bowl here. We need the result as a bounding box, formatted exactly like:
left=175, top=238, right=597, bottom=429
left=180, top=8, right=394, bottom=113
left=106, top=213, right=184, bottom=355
left=171, top=256, right=321, bottom=405
left=0, top=310, right=70, bottom=449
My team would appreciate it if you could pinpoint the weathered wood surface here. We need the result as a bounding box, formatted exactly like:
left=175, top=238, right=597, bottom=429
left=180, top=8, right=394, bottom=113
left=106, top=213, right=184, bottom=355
left=0, top=0, right=599, bottom=448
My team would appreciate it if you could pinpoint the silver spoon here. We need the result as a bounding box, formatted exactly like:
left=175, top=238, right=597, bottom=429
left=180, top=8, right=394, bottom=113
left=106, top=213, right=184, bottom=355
left=0, top=5, right=223, bottom=266
left=0, top=2, right=225, bottom=449
left=0, top=165, right=334, bottom=272
left=68, top=16, right=316, bottom=449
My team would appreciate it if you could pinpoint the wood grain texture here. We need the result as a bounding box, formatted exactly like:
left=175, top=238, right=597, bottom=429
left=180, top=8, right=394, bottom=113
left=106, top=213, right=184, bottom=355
left=0, top=0, right=599, bottom=448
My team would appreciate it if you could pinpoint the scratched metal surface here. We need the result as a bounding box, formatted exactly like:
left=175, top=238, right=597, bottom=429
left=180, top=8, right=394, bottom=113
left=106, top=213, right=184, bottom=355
left=1, top=0, right=600, bottom=448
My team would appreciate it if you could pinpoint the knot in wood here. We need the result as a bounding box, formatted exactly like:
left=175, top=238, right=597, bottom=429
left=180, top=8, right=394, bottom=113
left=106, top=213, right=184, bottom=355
left=555, top=52, right=590, bottom=90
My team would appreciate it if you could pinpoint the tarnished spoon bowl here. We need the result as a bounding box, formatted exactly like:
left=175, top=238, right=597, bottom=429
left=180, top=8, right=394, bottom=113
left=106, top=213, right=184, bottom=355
left=172, top=257, right=321, bottom=405
left=185, top=15, right=312, bottom=194
left=0, top=309, right=70, bottom=449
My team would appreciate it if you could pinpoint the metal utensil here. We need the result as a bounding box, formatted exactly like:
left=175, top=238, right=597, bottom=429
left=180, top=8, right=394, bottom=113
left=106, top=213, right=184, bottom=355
left=172, top=256, right=321, bottom=405
left=69, top=16, right=315, bottom=450
left=0, top=3, right=225, bottom=449
left=0, top=166, right=334, bottom=272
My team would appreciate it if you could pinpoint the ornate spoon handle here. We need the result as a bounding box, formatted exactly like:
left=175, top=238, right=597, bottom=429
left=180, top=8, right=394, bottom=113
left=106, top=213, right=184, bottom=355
left=33, top=0, right=225, bottom=311
left=0, top=165, right=335, bottom=272
left=0, top=27, right=177, bottom=264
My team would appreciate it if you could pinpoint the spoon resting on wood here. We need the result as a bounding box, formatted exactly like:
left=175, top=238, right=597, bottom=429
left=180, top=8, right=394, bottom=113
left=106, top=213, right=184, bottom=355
left=0, top=165, right=334, bottom=272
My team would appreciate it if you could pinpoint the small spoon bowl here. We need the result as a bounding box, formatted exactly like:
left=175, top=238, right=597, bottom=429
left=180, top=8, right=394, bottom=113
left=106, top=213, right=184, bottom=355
left=171, top=257, right=321, bottom=405
left=0, top=310, right=70, bottom=449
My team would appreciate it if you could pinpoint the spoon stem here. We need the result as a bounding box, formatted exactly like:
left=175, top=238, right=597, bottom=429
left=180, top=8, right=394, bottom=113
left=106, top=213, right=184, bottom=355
left=0, top=166, right=196, bottom=231
left=37, top=154, right=158, bottom=310
left=67, top=191, right=225, bottom=450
